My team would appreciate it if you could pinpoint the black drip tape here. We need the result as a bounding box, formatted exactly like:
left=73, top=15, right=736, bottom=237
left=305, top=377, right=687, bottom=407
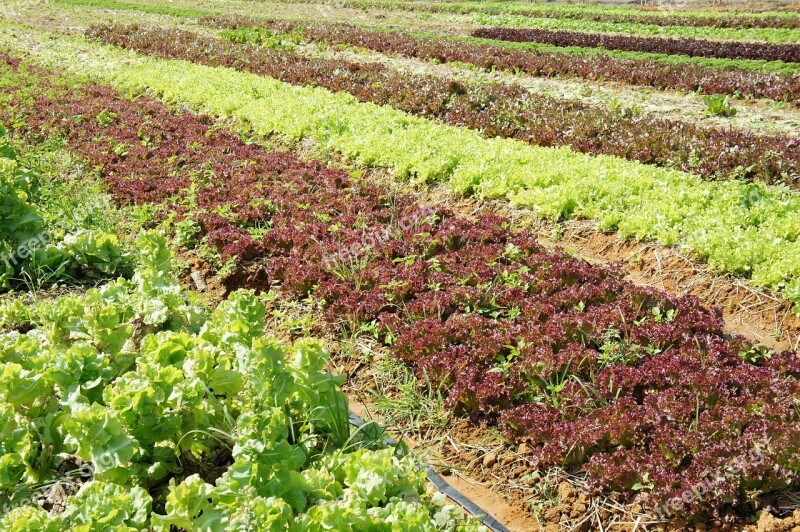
left=349, top=412, right=512, bottom=532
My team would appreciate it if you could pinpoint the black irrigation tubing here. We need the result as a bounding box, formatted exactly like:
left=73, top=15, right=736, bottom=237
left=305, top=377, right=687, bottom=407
left=348, top=411, right=512, bottom=532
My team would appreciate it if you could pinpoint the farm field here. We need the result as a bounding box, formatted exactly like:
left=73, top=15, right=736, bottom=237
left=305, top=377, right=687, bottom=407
left=0, top=0, right=799, bottom=530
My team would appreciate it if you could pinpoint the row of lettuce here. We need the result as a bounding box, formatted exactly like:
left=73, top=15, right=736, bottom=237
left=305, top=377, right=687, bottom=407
left=0, top=238, right=473, bottom=530
left=2, top=51, right=798, bottom=521
left=471, top=26, right=800, bottom=63
left=0, top=61, right=478, bottom=531
left=464, top=12, right=800, bottom=44
left=6, top=25, right=800, bottom=312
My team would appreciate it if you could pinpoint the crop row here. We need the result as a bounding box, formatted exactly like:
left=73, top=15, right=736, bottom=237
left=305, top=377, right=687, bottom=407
left=0, top=227, right=471, bottom=529
left=437, top=1, right=800, bottom=30
left=4, top=54, right=799, bottom=520
left=312, top=0, right=800, bottom=30
left=202, top=16, right=800, bottom=104
left=86, top=23, right=800, bottom=188
left=479, top=6, right=800, bottom=31
left=12, top=27, right=800, bottom=318
left=472, top=26, right=800, bottom=64
left=53, top=0, right=212, bottom=18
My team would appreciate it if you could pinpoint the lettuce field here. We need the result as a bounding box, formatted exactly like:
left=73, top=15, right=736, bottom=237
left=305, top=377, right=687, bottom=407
left=1, top=0, right=799, bottom=530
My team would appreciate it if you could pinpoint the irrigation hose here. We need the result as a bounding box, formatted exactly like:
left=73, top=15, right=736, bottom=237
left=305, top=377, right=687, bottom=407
left=348, top=411, right=512, bottom=532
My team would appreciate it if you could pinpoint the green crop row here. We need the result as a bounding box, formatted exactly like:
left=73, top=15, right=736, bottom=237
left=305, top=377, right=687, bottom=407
left=4, top=26, right=800, bottom=311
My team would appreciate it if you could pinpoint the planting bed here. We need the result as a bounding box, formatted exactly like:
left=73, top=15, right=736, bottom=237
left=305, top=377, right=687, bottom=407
left=2, top=1, right=800, bottom=529
left=57, top=22, right=800, bottom=313
left=2, top=55, right=799, bottom=523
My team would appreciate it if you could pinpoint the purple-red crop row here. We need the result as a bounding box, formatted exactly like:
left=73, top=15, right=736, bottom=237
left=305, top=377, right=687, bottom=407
left=3, top=55, right=799, bottom=521
left=86, top=24, right=800, bottom=187
left=472, top=27, right=800, bottom=63
left=201, top=16, right=800, bottom=105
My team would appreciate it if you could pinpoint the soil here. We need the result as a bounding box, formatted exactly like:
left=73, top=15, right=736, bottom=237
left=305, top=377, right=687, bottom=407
left=440, top=472, right=540, bottom=531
